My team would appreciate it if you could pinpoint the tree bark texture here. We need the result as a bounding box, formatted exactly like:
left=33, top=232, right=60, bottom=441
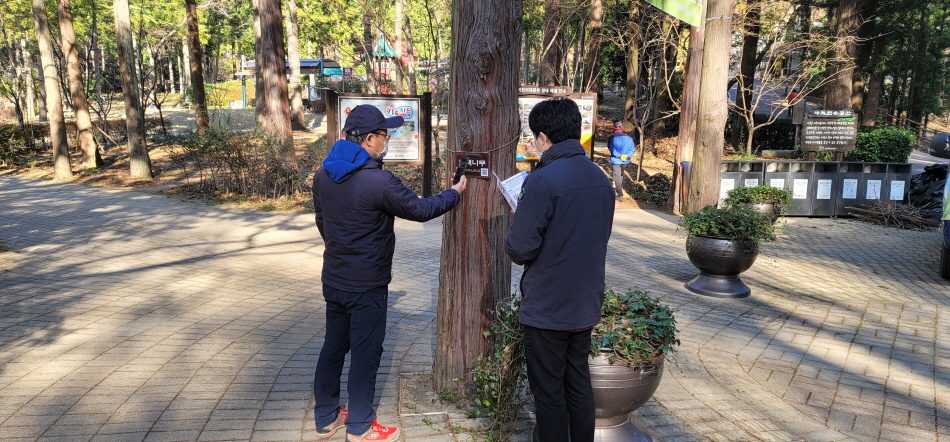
left=57, top=0, right=101, bottom=168
left=286, top=0, right=306, bottom=130
left=851, top=0, right=878, bottom=116
left=539, top=0, right=562, bottom=86
left=737, top=0, right=759, bottom=129
left=32, top=0, right=72, bottom=181
left=254, top=0, right=293, bottom=148
left=908, top=3, right=930, bottom=124
left=582, top=0, right=602, bottom=92
left=181, top=40, right=190, bottom=97
left=862, top=36, right=887, bottom=125
left=185, top=0, right=209, bottom=130
left=434, top=0, right=521, bottom=393
left=823, top=0, right=860, bottom=111
left=363, top=11, right=377, bottom=93
left=114, top=0, right=152, bottom=179
left=622, top=3, right=640, bottom=127
left=651, top=17, right=677, bottom=134
left=22, top=37, right=37, bottom=121
left=671, top=8, right=705, bottom=215
left=686, top=0, right=735, bottom=213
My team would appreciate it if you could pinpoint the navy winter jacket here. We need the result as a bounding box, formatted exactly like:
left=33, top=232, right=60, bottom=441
left=504, top=139, right=615, bottom=331
left=313, top=139, right=461, bottom=291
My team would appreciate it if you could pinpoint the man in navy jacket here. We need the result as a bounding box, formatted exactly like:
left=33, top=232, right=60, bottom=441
left=505, top=98, right=615, bottom=442
left=312, top=105, right=467, bottom=442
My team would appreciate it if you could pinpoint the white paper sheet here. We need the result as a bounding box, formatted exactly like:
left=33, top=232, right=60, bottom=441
left=842, top=179, right=857, bottom=199
left=816, top=180, right=832, bottom=200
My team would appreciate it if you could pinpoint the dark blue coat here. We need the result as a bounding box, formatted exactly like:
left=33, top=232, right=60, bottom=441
left=505, top=139, right=615, bottom=331
left=313, top=139, right=461, bottom=291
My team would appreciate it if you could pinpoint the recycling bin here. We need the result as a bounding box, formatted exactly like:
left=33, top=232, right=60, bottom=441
left=835, top=162, right=864, bottom=216
left=764, top=162, right=790, bottom=191
left=885, top=163, right=911, bottom=203
left=786, top=162, right=814, bottom=216
left=812, top=162, right=838, bottom=216
left=719, top=161, right=766, bottom=201
left=861, top=163, right=888, bottom=206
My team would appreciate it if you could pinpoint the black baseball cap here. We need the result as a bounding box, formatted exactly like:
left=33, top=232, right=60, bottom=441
left=342, top=104, right=404, bottom=136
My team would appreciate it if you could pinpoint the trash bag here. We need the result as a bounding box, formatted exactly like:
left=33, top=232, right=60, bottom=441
left=909, top=163, right=948, bottom=220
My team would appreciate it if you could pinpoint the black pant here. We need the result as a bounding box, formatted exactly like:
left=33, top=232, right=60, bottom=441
left=313, top=284, right=388, bottom=435
left=612, top=164, right=625, bottom=197
left=523, top=324, right=595, bottom=442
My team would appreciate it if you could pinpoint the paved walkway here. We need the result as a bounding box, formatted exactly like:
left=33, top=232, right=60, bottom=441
left=1, top=176, right=948, bottom=442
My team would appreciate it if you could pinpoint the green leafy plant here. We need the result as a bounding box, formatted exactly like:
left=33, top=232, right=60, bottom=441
left=681, top=205, right=779, bottom=249
left=470, top=296, right=526, bottom=438
left=591, top=289, right=679, bottom=367
left=722, top=185, right=791, bottom=218
left=847, top=126, right=916, bottom=163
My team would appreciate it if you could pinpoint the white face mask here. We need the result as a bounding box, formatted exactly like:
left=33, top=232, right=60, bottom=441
left=369, top=133, right=389, bottom=161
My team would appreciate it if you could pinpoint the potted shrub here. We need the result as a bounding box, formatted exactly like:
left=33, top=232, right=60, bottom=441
left=680, top=205, right=779, bottom=298
left=589, top=289, right=679, bottom=441
left=722, top=185, right=791, bottom=219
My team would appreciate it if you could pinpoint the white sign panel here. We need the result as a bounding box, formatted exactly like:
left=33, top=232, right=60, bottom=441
left=720, top=179, right=735, bottom=200
left=890, top=181, right=905, bottom=200
left=866, top=180, right=882, bottom=200
left=338, top=97, right=421, bottom=162
left=769, top=178, right=785, bottom=189
left=793, top=179, right=808, bottom=199
left=842, top=179, right=858, bottom=199
left=744, top=178, right=759, bottom=187
left=816, top=179, right=832, bottom=200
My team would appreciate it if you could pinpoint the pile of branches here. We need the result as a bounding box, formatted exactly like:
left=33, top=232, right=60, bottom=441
left=846, top=200, right=941, bottom=230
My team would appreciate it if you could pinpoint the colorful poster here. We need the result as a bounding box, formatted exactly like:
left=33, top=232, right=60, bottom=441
left=339, top=97, right=421, bottom=162
left=517, top=91, right=597, bottom=160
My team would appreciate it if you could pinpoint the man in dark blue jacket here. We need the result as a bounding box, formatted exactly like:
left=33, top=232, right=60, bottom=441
left=505, top=98, right=615, bottom=442
left=312, top=104, right=467, bottom=442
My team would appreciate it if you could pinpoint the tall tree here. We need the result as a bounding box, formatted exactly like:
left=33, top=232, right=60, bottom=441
left=362, top=9, right=377, bottom=93
left=435, top=0, right=521, bottom=392
left=582, top=0, right=603, bottom=92
left=622, top=2, right=641, bottom=128
left=671, top=8, right=705, bottom=214
left=57, top=0, right=102, bottom=169
left=394, top=0, right=405, bottom=94
left=32, top=0, right=72, bottom=181
left=185, top=0, right=209, bottom=130
left=823, top=0, right=861, bottom=110
left=686, top=0, right=735, bottom=212
left=286, top=0, right=306, bottom=130
left=253, top=0, right=293, bottom=149
left=114, top=0, right=152, bottom=178
left=539, top=0, right=562, bottom=86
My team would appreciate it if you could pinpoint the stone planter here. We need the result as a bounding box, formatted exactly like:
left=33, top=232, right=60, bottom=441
left=685, top=234, right=759, bottom=298
left=590, top=353, right=664, bottom=442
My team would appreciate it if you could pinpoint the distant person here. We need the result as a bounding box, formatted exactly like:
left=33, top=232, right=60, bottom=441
left=312, top=104, right=468, bottom=442
left=787, top=88, right=799, bottom=117
left=505, top=97, right=615, bottom=442
left=607, top=120, right=636, bottom=202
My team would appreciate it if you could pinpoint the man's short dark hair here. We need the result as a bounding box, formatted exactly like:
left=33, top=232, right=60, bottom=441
left=528, top=97, right=581, bottom=144
left=345, top=132, right=370, bottom=145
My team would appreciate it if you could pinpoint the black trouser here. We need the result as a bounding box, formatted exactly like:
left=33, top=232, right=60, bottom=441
left=313, top=284, right=388, bottom=435
left=523, top=324, right=595, bottom=442
left=612, top=164, right=625, bottom=197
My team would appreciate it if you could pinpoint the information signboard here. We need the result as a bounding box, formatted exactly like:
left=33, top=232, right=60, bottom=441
left=517, top=87, right=597, bottom=160
left=335, top=95, right=423, bottom=163
left=801, top=109, right=858, bottom=152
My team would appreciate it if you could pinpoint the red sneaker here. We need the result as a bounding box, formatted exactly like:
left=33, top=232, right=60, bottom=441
left=316, top=406, right=348, bottom=438
left=345, top=420, right=400, bottom=442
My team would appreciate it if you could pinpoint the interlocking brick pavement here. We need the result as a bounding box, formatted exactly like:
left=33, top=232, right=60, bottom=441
left=1, top=175, right=948, bottom=441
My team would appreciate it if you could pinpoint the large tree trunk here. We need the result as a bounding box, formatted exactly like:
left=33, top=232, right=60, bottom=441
left=862, top=36, right=887, bottom=126
left=434, top=0, right=520, bottom=393
left=57, top=0, right=101, bottom=169
left=651, top=17, right=677, bottom=134
left=686, top=0, right=735, bottom=213
left=185, top=0, right=209, bottom=130
left=253, top=0, right=293, bottom=150
left=22, top=37, right=37, bottom=122
left=286, top=0, right=306, bottom=130
left=539, top=0, right=562, bottom=86
left=823, top=0, right=861, bottom=111
left=404, top=15, right=417, bottom=95
left=114, top=0, right=152, bottom=178
left=32, top=0, right=72, bottom=181
left=851, top=0, right=878, bottom=116
left=736, top=0, right=760, bottom=153
left=180, top=40, right=190, bottom=98
left=671, top=8, right=705, bottom=214
left=582, top=0, right=602, bottom=92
